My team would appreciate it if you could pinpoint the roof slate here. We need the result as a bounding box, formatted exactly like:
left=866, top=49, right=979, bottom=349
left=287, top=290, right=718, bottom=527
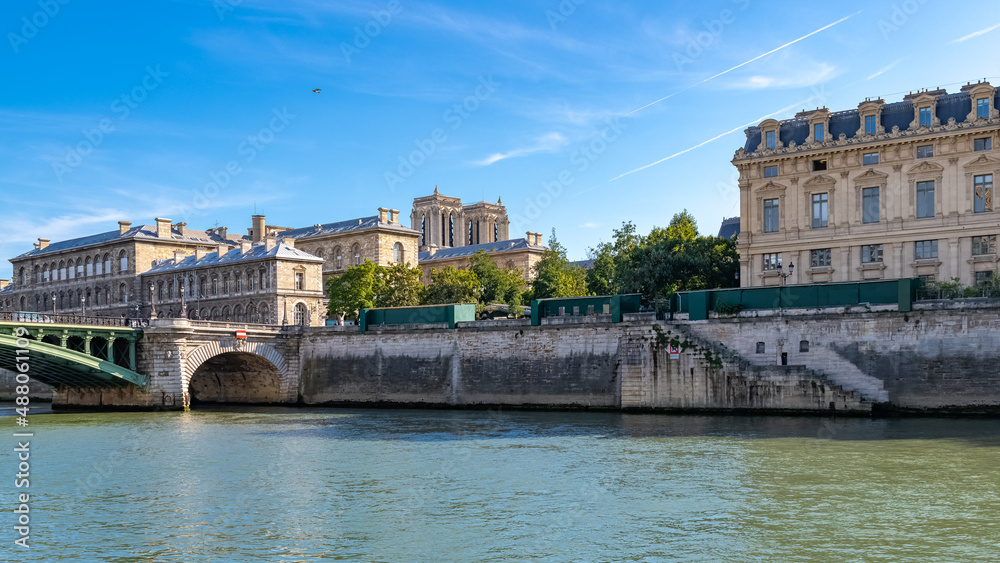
left=418, top=238, right=544, bottom=262
left=14, top=225, right=242, bottom=260
left=143, top=242, right=323, bottom=275
left=280, top=216, right=419, bottom=240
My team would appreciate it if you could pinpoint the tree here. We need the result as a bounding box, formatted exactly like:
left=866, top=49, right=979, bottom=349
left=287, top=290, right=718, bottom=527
left=666, top=209, right=698, bottom=242
left=585, top=242, right=616, bottom=296
left=531, top=229, right=588, bottom=299
left=325, top=260, right=381, bottom=321
left=468, top=250, right=526, bottom=314
left=379, top=262, right=424, bottom=308
left=422, top=266, right=480, bottom=305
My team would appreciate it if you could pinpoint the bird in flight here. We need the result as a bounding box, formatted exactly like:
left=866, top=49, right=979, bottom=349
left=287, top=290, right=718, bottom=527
left=312, top=88, right=321, bottom=93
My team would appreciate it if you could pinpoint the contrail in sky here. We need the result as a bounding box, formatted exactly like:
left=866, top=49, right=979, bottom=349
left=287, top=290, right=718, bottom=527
left=611, top=100, right=809, bottom=182
left=624, top=11, right=859, bottom=117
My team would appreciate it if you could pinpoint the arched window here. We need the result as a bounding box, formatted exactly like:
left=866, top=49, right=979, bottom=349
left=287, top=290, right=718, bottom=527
left=58, top=291, right=64, bottom=310
left=441, top=212, right=446, bottom=247
left=334, top=247, right=342, bottom=270
left=76, top=258, right=84, bottom=278
left=188, top=276, right=195, bottom=297
left=157, top=282, right=164, bottom=301
left=119, top=283, right=128, bottom=304
left=103, top=254, right=111, bottom=275
left=294, top=303, right=308, bottom=326
left=393, top=242, right=403, bottom=263
left=119, top=251, right=128, bottom=273
left=449, top=214, right=455, bottom=247
left=211, top=277, right=218, bottom=296
left=505, top=260, right=515, bottom=270
left=94, top=288, right=101, bottom=306
left=85, top=257, right=93, bottom=276
left=235, top=274, right=241, bottom=293
left=494, top=221, right=498, bottom=242
left=168, top=280, right=174, bottom=299
left=222, top=306, right=231, bottom=321
left=211, top=307, right=221, bottom=321
left=199, top=277, right=207, bottom=298
left=259, top=303, right=270, bottom=324
left=234, top=304, right=244, bottom=322
left=248, top=304, right=259, bottom=323
left=246, top=271, right=254, bottom=291
left=420, top=214, right=426, bottom=246
left=259, top=269, right=267, bottom=289
left=223, top=275, right=230, bottom=294
left=34, top=266, right=40, bottom=284
left=316, top=248, right=326, bottom=260
left=19, top=267, right=26, bottom=286
left=352, top=244, right=361, bottom=266
left=468, top=221, right=473, bottom=245
left=42, top=265, right=49, bottom=283
left=58, top=261, right=66, bottom=281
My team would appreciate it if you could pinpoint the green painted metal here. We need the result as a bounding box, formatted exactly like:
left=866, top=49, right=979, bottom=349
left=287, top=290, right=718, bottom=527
left=677, top=278, right=922, bottom=316
left=0, top=333, right=148, bottom=388
left=531, top=294, right=641, bottom=324
left=359, top=304, right=476, bottom=332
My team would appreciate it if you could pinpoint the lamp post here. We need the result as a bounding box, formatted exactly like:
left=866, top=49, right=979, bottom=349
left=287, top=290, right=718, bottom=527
left=777, top=261, right=794, bottom=315
left=81, top=295, right=86, bottom=317
left=149, top=283, right=157, bottom=320
left=51, top=294, right=56, bottom=314
left=179, top=283, right=186, bottom=319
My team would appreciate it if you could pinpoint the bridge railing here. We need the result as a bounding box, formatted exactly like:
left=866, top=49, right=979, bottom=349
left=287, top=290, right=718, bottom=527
left=184, top=319, right=284, bottom=332
left=0, top=311, right=144, bottom=328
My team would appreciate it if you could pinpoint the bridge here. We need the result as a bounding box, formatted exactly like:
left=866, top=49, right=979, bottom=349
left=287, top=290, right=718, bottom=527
left=0, top=313, right=299, bottom=410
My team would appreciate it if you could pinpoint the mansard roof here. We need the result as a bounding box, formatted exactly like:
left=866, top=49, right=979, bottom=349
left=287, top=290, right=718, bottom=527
left=143, top=242, right=323, bottom=275
left=741, top=87, right=1000, bottom=154
left=418, top=238, right=545, bottom=262
left=279, top=215, right=418, bottom=240
left=13, top=225, right=243, bottom=260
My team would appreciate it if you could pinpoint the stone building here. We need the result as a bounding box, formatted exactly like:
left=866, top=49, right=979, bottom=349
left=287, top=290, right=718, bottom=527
left=733, top=80, right=1000, bottom=287
left=417, top=233, right=546, bottom=283
left=410, top=187, right=511, bottom=250
left=0, top=219, right=242, bottom=317
left=142, top=238, right=325, bottom=326
left=274, top=208, right=420, bottom=283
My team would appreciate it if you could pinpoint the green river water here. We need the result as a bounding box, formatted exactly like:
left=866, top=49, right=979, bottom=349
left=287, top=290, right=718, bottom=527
left=3, top=405, right=999, bottom=562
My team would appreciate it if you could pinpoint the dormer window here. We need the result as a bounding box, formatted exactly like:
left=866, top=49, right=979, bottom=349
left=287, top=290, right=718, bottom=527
left=978, top=98, right=990, bottom=119
left=919, top=107, right=932, bottom=127
left=814, top=124, right=825, bottom=142
left=765, top=130, right=775, bottom=149
left=865, top=115, right=877, bottom=135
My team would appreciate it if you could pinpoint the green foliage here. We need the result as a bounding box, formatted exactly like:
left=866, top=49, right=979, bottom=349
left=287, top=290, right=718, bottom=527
left=712, top=301, right=744, bottom=316
left=468, top=251, right=526, bottom=315
left=380, top=262, right=425, bottom=308
left=531, top=229, right=588, bottom=299
left=325, top=260, right=424, bottom=320
left=423, top=266, right=480, bottom=305
left=666, top=209, right=698, bottom=242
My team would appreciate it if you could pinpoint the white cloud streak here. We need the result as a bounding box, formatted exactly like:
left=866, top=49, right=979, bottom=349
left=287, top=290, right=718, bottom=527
left=473, top=132, right=568, bottom=166
left=867, top=58, right=904, bottom=80
left=951, top=22, right=1000, bottom=43
left=625, top=11, right=859, bottom=116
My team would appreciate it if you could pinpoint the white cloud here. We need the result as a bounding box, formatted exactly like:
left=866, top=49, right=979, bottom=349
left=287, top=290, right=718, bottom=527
left=726, top=62, right=837, bottom=90
left=951, top=22, right=1000, bottom=43
left=473, top=132, right=568, bottom=166
left=867, top=58, right=904, bottom=80
left=579, top=222, right=600, bottom=229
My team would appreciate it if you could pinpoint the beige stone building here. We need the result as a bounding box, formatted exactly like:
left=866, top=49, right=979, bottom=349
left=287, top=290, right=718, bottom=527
left=733, top=80, right=1000, bottom=287
left=410, top=187, right=511, bottom=250
left=417, top=233, right=547, bottom=283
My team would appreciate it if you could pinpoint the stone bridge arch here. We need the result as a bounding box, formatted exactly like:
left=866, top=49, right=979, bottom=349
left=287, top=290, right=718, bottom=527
left=183, top=340, right=293, bottom=407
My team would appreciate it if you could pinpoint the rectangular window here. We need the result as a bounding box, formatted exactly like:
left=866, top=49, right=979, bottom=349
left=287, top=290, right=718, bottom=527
left=765, top=130, right=775, bottom=149
left=764, top=165, right=778, bottom=178
left=975, top=271, right=994, bottom=286
left=919, top=274, right=936, bottom=285
left=810, top=248, right=831, bottom=268
left=813, top=123, right=825, bottom=142
left=915, top=240, right=938, bottom=260
left=763, top=199, right=780, bottom=232
left=812, top=159, right=827, bottom=171
left=756, top=342, right=766, bottom=354
left=916, top=180, right=935, bottom=218
left=862, top=187, right=880, bottom=224
left=978, top=98, right=990, bottom=119
left=974, top=174, right=993, bottom=213
left=762, top=253, right=782, bottom=271
left=862, top=244, right=883, bottom=264
left=865, top=115, right=877, bottom=135
left=975, top=137, right=993, bottom=151
left=919, top=107, right=932, bottom=127
left=863, top=152, right=879, bottom=165
left=295, top=272, right=304, bottom=290
left=972, top=236, right=996, bottom=256
left=812, top=193, right=828, bottom=228
left=916, top=145, right=933, bottom=158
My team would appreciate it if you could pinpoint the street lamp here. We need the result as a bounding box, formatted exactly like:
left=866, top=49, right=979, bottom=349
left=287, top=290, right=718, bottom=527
left=149, top=283, right=157, bottom=320
left=51, top=294, right=56, bottom=313
left=777, top=261, right=795, bottom=285
left=179, top=283, right=186, bottom=319
left=81, top=295, right=86, bottom=317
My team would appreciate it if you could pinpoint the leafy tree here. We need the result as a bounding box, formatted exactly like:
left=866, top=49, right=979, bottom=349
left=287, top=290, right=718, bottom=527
left=531, top=229, right=588, bottom=299
left=585, top=242, right=616, bottom=296
left=325, top=260, right=381, bottom=321
left=422, top=266, right=480, bottom=305
left=468, top=250, right=526, bottom=314
left=666, top=209, right=698, bottom=242
left=380, top=262, right=424, bottom=308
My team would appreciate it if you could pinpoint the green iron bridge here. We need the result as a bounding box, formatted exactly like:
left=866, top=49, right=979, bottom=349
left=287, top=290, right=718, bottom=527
left=0, top=312, right=148, bottom=388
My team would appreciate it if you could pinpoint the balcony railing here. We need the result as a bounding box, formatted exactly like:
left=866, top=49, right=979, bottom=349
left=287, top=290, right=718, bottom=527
left=0, top=311, right=143, bottom=327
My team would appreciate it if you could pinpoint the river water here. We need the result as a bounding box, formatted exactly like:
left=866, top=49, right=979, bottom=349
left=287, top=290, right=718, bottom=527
left=4, top=404, right=1000, bottom=562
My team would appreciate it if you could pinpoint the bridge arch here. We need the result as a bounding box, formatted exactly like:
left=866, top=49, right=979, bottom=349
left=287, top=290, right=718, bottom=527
left=184, top=341, right=290, bottom=405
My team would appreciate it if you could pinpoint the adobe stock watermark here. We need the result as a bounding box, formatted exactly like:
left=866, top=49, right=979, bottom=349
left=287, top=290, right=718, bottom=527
left=50, top=65, right=170, bottom=182
left=341, top=0, right=403, bottom=63
left=383, top=74, right=500, bottom=191
left=7, top=0, right=70, bottom=54
left=180, top=107, right=296, bottom=219
left=878, top=0, right=930, bottom=40
left=214, top=0, right=242, bottom=21
left=546, top=0, right=585, bottom=31
left=509, top=116, right=626, bottom=233
left=673, top=0, right=751, bottom=71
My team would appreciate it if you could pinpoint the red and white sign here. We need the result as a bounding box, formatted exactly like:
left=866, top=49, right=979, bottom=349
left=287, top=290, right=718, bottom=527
left=669, top=345, right=680, bottom=360
left=235, top=330, right=247, bottom=340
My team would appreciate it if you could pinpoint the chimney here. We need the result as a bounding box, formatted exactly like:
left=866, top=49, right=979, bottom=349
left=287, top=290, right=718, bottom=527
left=427, top=246, right=437, bottom=257
left=240, top=240, right=252, bottom=254
left=217, top=226, right=228, bottom=240
left=174, top=222, right=186, bottom=236
left=390, top=209, right=400, bottom=225
left=265, top=236, right=276, bottom=251
left=252, top=215, right=266, bottom=242
left=118, top=221, right=132, bottom=235
left=283, top=237, right=295, bottom=249
left=37, top=238, right=50, bottom=250
left=378, top=207, right=389, bottom=223
left=195, top=248, right=207, bottom=261
left=216, top=244, right=228, bottom=258
left=173, top=250, right=186, bottom=263
left=154, top=217, right=172, bottom=238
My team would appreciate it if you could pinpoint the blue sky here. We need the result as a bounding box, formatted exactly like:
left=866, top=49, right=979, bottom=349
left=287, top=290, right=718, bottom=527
left=2, top=0, right=999, bottom=276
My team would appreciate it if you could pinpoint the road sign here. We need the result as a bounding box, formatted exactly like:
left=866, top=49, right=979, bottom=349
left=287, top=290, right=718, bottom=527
left=669, top=345, right=680, bottom=360
left=235, top=330, right=247, bottom=339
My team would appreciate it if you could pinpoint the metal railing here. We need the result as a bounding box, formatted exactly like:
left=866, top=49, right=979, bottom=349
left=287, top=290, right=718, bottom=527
left=916, top=286, right=1000, bottom=301
left=0, top=311, right=144, bottom=327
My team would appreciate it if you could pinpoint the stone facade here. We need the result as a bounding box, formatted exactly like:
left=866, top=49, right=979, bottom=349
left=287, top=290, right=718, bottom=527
left=734, top=80, right=1000, bottom=288
left=417, top=233, right=547, bottom=283
left=410, top=187, right=511, bottom=250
